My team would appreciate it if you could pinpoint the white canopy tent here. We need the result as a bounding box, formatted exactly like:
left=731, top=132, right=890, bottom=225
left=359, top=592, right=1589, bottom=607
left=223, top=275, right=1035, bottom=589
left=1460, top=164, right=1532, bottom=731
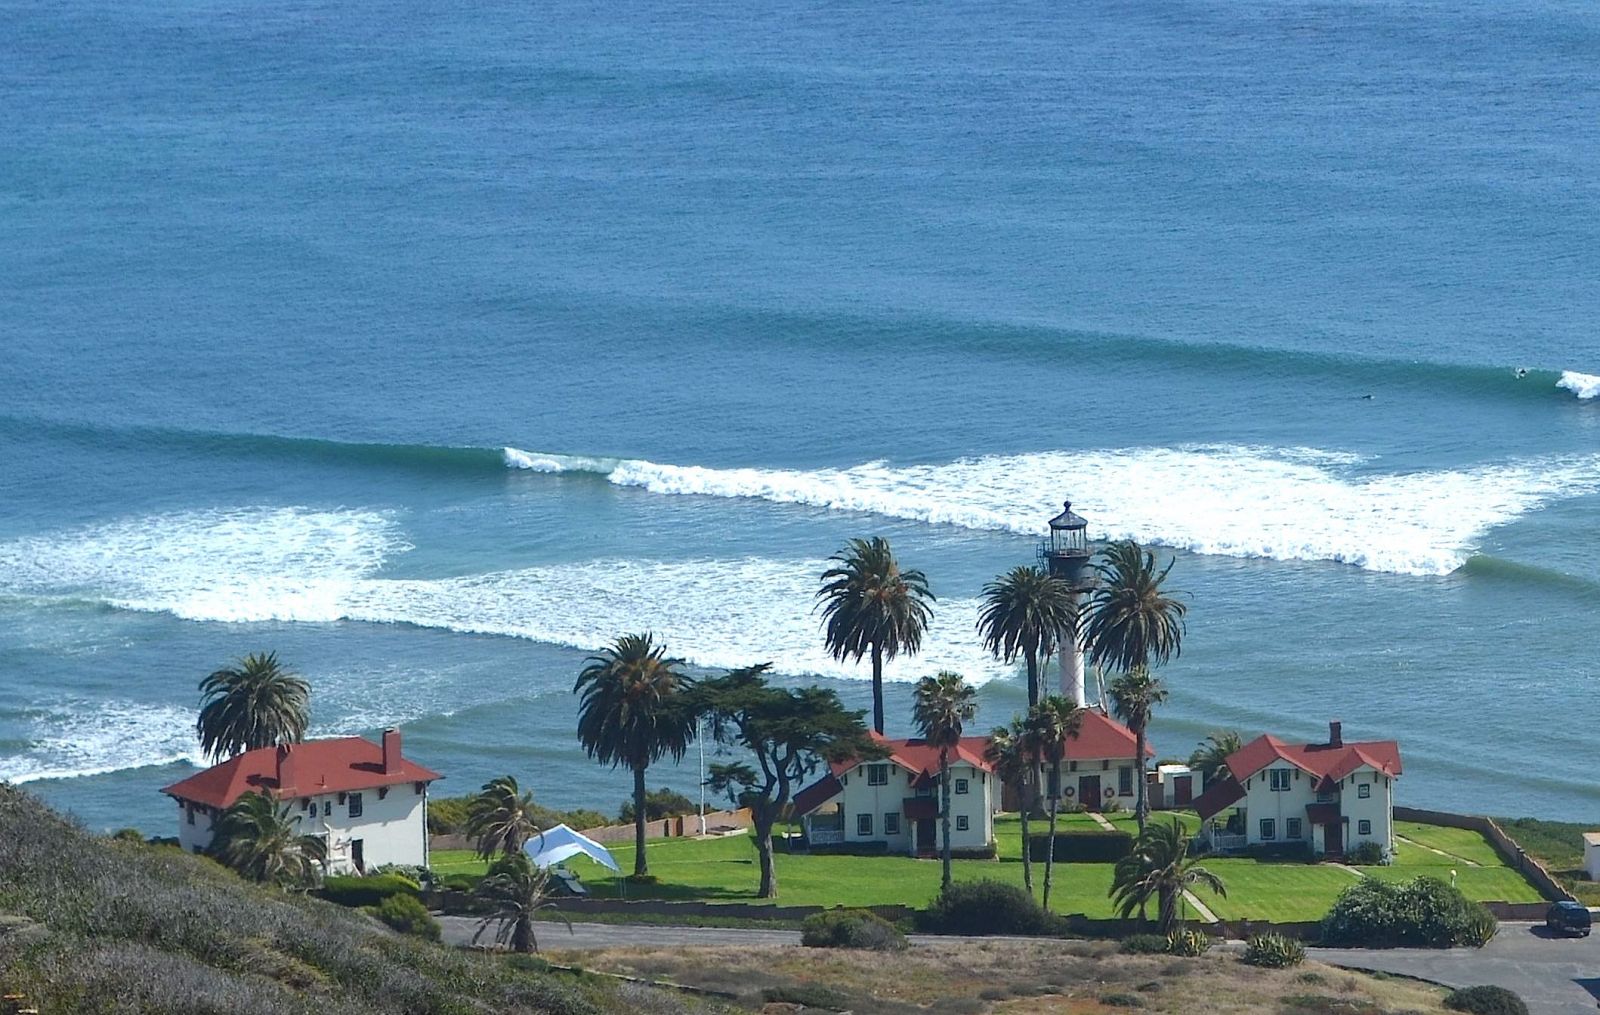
left=523, top=823, right=621, bottom=873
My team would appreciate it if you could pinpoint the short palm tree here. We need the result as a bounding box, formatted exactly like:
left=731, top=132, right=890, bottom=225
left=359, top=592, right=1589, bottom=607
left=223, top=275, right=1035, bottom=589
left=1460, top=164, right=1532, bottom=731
left=1188, top=730, right=1243, bottom=786
left=817, top=537, right=935, bottom=734
left=466, top=775, right=542, bottom=860
left=1084, top=541, right=1186, bottom=677
left=574, top=633, right=697, bottom=878
left=472, top=852, right=572, bottom=953
left=197, top=652, right=310, bottom=762
left=209, top=791, right=326, bottom=887
left=1110, top=816, right=1225, bottom=933
left=984, top=718, right=1038, bottom=898
left=912, top=670, right=978, bottom=889
left=1107, top=668, right=1168, bottom=830
left=977, top=565, right=1077, bottom=708
left=1024, top=695, right=1082, bottom=911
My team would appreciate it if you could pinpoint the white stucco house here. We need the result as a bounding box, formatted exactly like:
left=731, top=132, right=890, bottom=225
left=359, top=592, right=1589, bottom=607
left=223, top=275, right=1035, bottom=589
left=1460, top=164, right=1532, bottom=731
left=1583, top=831, right=1600, bottom=881
left=162, top=728, right=440, bottom=875
left=1194, top=721, right=1400, bottom=859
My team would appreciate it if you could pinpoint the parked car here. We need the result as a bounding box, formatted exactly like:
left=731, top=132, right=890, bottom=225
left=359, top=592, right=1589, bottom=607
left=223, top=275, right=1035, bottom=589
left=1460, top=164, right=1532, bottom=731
left=1544, top=900, right=1592, bottom=937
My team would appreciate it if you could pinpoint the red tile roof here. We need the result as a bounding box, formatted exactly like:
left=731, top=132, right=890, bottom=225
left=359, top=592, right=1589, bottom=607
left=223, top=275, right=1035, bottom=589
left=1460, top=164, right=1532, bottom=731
left=161, top=734, right=440, bottom=811
left=791, top=773, right=843, bottom=816
left=1225, top=733, right=1401, bottom=784
left=1192, top=776, right=1246, bottom=821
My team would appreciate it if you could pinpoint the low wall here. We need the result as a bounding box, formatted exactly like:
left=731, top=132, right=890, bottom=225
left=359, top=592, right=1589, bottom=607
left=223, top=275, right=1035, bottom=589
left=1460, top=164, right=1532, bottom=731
left=429, top=808, right=753, bottom=853
left=1394, top=805, right=1572, bottom=903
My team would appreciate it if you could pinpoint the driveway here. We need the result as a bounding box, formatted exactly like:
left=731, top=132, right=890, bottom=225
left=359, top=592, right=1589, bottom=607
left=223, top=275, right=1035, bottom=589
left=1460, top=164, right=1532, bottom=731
left=1310, top=923, right=1600, bottom=1015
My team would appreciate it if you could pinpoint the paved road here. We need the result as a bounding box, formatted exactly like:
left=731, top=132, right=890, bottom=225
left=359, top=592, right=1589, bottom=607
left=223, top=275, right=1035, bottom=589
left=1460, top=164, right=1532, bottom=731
left=439, top=916, right=803, bottom=950
left=1311, top=923, right=1599, bottom=1015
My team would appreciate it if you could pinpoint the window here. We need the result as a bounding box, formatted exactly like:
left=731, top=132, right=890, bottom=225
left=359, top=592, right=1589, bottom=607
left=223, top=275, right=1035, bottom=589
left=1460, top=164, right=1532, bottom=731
left=377, top=786, right=388, bottom=800
left=1102, top=760, right=1110, bottom=771
left=1260, top=819, right=1276, bottom=840
left=1357, top=783, right=1371, bottom=799
left=856, top=813, right=873, bottom=836
left=186, top=806, right=195, bottom=826
left=1118, top=766, right=1134, bottom=796
left=1069, top=761, right=1078, bottom=772
left=1269, top=769, right=1291, bottom=792
left=956, top=815, right=969, bottom=832
left=1358, top=819, right=1371, bottom=836
left=323, top=801, right=332, bottom=817
left=954, top=778, right=970, bottom=795
left=866, top=765, right=888, bottom=786
left=1286, top=818, right=1302, bottom=839
left=348, top=792, right=364, bottom=819
left=884, top=813, right=900, bottom=835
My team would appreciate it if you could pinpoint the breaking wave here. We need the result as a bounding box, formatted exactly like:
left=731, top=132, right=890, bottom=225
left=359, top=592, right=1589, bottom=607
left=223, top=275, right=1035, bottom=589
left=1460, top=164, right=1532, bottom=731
left=1557, top=370, right=1600, bottom=400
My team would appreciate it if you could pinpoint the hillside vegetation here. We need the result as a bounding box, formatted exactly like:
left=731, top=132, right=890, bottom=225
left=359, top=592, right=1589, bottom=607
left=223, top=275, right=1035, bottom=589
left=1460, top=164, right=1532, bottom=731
left=0, top=785, right=702, bottom=1014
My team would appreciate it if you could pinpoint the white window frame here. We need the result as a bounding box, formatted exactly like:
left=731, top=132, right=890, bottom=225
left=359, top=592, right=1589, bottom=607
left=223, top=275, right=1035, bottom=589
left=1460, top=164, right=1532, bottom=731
left=954, top=778, right=969, bottom=795
left=956, top=815, right=969, bottom=832
left=347, top=792, right=364, bottom=819
left=856, top=813, right=873, bottom=836
left=1357, top=783, right=1371, bottom=799
left=867, top=765, right=889, bottom=786
left=1358, top=819, right=1372, bottom=836
left=1260, top=818, right=1276, bottom=840
left=883, top=813, right=900, bottom=835
left=1286, top=818, right=1302, bottom=839
left=1269, top=769, right=1291, bottom=792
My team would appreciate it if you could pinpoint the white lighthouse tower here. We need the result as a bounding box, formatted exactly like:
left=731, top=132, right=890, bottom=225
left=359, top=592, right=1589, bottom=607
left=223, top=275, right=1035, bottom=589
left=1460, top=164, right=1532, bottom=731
left=1041, top=501, right=1096, bottom=707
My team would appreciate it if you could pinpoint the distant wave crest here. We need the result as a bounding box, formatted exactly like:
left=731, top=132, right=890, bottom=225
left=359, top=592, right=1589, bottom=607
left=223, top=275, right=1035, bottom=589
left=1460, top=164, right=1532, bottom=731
left=1557, top=370, right=1600, bottom=400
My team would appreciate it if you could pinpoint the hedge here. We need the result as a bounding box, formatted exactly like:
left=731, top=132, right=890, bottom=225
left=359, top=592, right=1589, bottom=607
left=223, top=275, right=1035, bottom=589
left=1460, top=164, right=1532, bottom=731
left=318, top=873, right=421, bottom=908
left=1026, top=829, right=1133, bottom=862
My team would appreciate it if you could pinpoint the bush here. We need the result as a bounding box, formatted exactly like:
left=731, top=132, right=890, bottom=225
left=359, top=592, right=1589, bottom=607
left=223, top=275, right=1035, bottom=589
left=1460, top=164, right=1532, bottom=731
left=800, top=910, right=907, bottom=951
left=318, top=873, right=421, bottom=908
left=1026, top=829, right=1134, bottom=862
left=371, top=863, right=431, bottom=884
left=1242, top=932, right=1306, bottom=968
left=426, top=794, right=472, bottom=835
left=762, top=984, right=853, bottom=1010
left=1320, top=876, right=1497, bottom=948
left=369, top=894, right=441, bottom=941
left=1100, top=992, right=1145, bottom=1008
left=618, top=788, right=697, bottom=823
left=1444, top=985, right=1529, bottom=1015
left=919, top=880, right=1058, bottom=936
left=1101, top=798, right=1125, bottom=814
left=1345, top=841, right=1387, bottom=865
left=110, top=828, right=146, bottom=844
left=1120, top=933, right=1170, bottom=954
left=1166, top=928, right=1211, bottom=956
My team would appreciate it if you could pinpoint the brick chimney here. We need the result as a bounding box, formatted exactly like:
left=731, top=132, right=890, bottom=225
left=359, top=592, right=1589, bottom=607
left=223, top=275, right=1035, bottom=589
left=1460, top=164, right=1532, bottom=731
left=1329, top=720, right=1343, bottom=748
left=276, top=744, right=295, bottom=792
left=382, top=728, right=401, bottom=774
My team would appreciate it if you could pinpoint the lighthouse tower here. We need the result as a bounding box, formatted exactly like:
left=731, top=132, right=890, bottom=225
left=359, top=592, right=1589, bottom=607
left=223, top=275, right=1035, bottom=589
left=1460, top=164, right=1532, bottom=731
left=1040, top=501, right=1096, bottom=707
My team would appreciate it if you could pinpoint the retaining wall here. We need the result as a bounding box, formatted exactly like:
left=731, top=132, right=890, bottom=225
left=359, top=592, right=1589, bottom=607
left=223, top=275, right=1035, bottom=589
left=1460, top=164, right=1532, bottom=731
left=1394, top=805, right=1572, bottom=903
left=429, top=808, right=752, bottom=853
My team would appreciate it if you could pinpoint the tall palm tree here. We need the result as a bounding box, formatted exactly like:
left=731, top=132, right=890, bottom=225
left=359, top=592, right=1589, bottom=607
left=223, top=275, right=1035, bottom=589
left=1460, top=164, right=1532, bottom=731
left=196, top=652, right=310, bottom=762
left=912, top=670, right=978, bottom=889
left=1084, top=540, right=1186, bottom=677
left=466, top=775, right=542, bottom=861
left=1110, top=816, right=1226, bottom=933
left=209, top=791, right=327, bottom=887
left=1188, top=730, right=1243, bottom=787
left=472, top=852, right=572, bottom=953
left=977, top=565, right=1078, bottom=708
left=817, top=537, right=935, bottom=734
left=1108, top=668, right=1168, bottom=831
left=574, top=633, right=697, bottom=878
left=984, top=718, right=1038, bottom=898
left=1024, top=695, right=1082, bottom=911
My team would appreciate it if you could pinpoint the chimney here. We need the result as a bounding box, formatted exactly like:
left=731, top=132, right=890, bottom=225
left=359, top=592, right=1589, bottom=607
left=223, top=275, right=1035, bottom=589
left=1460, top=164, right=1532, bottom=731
left=1329, top=720, right=1343, bottom=748
left=382, top=728, right=401, bottom=774
left=276, top=744, right=295, bottom=792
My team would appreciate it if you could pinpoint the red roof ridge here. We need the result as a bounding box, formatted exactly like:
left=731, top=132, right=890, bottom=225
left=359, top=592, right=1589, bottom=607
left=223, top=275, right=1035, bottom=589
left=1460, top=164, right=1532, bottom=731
left=161, top=732, right=440, bottom=811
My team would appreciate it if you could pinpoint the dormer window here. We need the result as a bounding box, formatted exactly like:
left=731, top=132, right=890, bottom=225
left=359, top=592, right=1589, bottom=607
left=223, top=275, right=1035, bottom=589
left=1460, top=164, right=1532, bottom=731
left=866, top=765, right=889, bottom=786
left=1269, top=769, right=1291, bottom=792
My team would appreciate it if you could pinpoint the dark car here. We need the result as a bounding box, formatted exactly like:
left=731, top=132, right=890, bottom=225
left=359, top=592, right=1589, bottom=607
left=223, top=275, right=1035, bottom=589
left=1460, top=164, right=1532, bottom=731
left=1545, top=900, right=1592, bottom=937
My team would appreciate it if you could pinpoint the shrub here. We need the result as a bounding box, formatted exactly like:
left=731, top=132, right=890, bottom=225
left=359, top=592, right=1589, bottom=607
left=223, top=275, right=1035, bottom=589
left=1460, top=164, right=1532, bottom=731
left=1166, top=928, right=1211, bottom=956
left=618, top=788, right=696, bottom=823
left=318, top=873, right=421, bottom=908
left=1120, top=933, right=1170, bottom=954
left=110, top=828, right=146, bottom=844
left=369, top=894, right=441, bottom=941
left=1242, top=932, right=1306, bottom=968
left=1460, top=907, right=1498, bottom=947
left=762, top=984, right=853, bottom=1009
left=1320, top=876, right=1497, bottom=948
left=919, top=880, right=1058, bottom=936
left=1444, top=985, right=1529, bottom=1015
left=800, top=910, right=908, bottom=951
left=1345, top=841, right=1386, bottom=865
left=370, top=863, right=431, bottom=884
left=1100, top=992, right=1145, bottom=1008
left=426, top=794, right=471, bottom=835
left=1026, top=829, right=1134, bottom=862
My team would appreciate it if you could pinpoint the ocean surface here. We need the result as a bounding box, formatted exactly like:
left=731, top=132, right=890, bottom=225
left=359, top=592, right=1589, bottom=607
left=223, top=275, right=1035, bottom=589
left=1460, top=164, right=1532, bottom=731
left=3, top=0, right=1598, bottom=833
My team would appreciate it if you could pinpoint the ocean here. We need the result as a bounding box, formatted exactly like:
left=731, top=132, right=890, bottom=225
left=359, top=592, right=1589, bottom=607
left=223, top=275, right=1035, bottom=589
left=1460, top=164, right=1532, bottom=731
left=2, top=0, right=1597, bottom=833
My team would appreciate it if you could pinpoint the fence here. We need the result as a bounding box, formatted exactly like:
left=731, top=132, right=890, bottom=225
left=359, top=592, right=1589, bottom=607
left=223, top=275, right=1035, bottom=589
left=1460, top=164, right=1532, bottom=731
left=429, top=808, right=753, bottom=853
left=1393, top=805, right=1573, bottom=903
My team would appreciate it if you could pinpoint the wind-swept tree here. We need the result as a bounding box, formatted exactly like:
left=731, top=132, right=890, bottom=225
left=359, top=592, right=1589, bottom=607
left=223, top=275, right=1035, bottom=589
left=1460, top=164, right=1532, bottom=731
left=817, top=537, right=935, bottom=734
left=1084, top=540, right=1186, bottom=676
left=977, top=565, right=1077, bottom=708
left=472, top=852, right=572, bottom=953
left=694, top=664, right=880, bottom=898
left=209, top=791, right=326, bottom=887
left=1110, top=816, right=1225, bottom=933
left=574, top=633, right=697, bottom=878
left=1188, top=730, right=1243, bottom=787
left=1025, top=695, right=1082, bottom=911
left=196, top=652, right=310, bottom=762
left=912, top=670, right=978, bottom=889
left=466, top=775, right=541, bottom=860
left=1108, top=668, right=1168, bottom=830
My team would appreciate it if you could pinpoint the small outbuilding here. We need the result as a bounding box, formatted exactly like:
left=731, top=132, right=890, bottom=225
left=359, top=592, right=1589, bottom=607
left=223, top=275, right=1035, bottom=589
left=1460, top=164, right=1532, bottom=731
left=1584, top=831, right=1600, bottom=881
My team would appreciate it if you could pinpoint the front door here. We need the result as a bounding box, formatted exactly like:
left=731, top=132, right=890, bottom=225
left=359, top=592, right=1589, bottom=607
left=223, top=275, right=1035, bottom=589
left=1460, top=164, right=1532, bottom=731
left=1324, top=822, right=1343, bottom=856
left=1173, top=775, right=1193, bottom=806
left=916, top=819, right=936, bottom=855
left=351, top=838, right=365, bottom=874
left=1078, top=775, right=1101, bottom=812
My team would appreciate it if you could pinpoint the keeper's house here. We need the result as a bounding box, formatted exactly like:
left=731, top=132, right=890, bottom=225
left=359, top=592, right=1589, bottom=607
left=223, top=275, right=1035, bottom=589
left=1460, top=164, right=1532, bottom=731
left=162, top=728, right=439, bottom=875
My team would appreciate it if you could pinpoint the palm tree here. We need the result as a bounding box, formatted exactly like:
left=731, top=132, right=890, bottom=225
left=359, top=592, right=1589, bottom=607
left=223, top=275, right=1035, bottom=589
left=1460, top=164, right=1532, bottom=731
left=984, top=718, right=1038, bottom=898
left=466, top=775, right=542, bottom=861
left=977, top=565, right=1078, bottom=708
left=196, top=652, right=310, bottom=762
left=1084, top=540, right=1186, bottom=677
left=209, top=791, right=327, bottom=887
left=1025, top=695, right=1082, bottom=911
left=817, top=537, right=935, bottom=734
left=1108, top=668, right=1168, bottom=831
left=472, top=853, right=572, bottom=953
left=574, top=633, right=697, bottom=878
left=1110, top=816, right=1226, bottom=933
left=912, top=670, right=978, bottom=889
left=1188, top=730, right=1243, bottom=787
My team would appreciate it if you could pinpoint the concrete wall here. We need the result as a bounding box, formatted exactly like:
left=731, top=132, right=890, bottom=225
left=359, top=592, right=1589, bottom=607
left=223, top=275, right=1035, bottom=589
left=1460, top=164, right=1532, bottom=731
left=1393, top=805, right=1573, bottom=903
left=429, top=808, right=754, bottom=854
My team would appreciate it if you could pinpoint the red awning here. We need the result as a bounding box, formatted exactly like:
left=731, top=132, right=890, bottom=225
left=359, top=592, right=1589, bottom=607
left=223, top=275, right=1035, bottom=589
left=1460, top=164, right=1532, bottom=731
left=1305, top=803, right=1341, bottom=824
left=902, top=797, right=938, bottom=820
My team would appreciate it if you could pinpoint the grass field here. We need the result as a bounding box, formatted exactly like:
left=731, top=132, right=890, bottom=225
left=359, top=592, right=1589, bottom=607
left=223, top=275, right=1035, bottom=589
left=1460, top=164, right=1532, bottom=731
left=1494, top=815, right=1600, bottom=906
left=433, top=809, right=1544, bottom=922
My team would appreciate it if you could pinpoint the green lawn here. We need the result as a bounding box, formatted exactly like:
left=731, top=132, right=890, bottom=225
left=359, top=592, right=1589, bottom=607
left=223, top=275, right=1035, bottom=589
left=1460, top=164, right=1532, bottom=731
left=431, top=811, right=1542, bottom=921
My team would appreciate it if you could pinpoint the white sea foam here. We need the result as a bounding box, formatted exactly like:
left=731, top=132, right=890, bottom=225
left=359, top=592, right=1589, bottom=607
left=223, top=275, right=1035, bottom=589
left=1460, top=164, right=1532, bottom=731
left=1558, top=371, right=1600, bottom=400
left=0, top=701, right=209, bottom=784
left=509, top=445, right=1600, bottom=576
